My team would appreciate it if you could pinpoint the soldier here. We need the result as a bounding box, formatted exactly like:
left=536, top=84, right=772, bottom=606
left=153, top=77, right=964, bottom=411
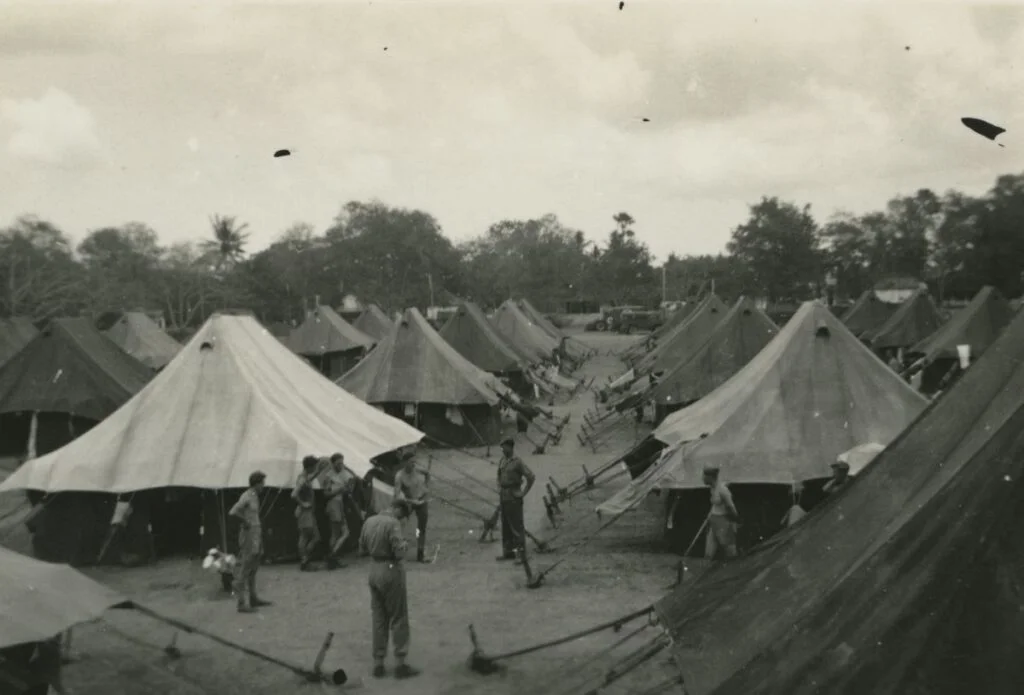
left=703, top=466, right=739, bottom=560
left=393, top=450, right=430, bottom=563
left=229, top=471, right=272, bottom=613
left=292, top=456, right=321, bottom=571
left=358, top=499, right=420, bottom=680
left=322, top=454, right=353, bottom=569
left=495, top=438, right=535, bottom=563
left=823, top=460, right=851, bottom=496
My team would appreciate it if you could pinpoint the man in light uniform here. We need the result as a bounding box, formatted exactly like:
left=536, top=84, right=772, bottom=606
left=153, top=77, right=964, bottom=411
left=496, top=438, right=535, bottom=563
left=321, top=453, right=353, bottom=569
left=359, top=499, right=420, bottom=680
left=229, top=471, right=272, bottom=613
left=703, top=466, right=739, bottom=560
left=292, top=456, right=321, bottom=571
left=393, top=450, right=430, bottom=563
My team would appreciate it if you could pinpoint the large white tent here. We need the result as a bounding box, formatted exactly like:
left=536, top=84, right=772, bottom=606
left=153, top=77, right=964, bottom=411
left=0, top=313, right=424, bottom=494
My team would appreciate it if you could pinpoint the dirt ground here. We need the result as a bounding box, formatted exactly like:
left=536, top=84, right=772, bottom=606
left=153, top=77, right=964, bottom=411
left=1, top=331, right=688, bottom=695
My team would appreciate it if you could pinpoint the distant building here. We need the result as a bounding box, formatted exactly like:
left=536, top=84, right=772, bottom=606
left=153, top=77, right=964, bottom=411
left=874, top=277, right=927, bottom=304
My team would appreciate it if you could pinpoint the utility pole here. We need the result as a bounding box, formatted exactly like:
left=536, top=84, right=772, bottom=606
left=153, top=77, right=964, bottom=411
left=661, top=265, right=667, bottom=306
left=426, top=273, right=435, bottom=308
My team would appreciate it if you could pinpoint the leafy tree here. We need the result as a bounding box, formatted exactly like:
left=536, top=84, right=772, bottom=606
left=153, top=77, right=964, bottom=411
left=0, top=215, right=84, bottom=319
left=881, top=189, right=941, bottom=280
left=594, top=213, right=657, bottom=305
left=201, top=215, right=250, bottom=271
left=726, top=197, right=822, bottom=303
left=818, top=212, right=875, bottom=299
left=77, top=222, right=163, bottom=313
left=324, top=201, right=464, bottom=312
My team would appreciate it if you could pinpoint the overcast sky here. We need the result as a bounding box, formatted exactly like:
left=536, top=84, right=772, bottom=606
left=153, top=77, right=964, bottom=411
left=1, top=1, right=1022, bottom=261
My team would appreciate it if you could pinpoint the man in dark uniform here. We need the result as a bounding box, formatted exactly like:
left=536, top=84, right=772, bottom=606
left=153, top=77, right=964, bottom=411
left=229, top=471, right=272, bottom=613
left=358, top=499, right=420, bottom=680
left=292, top=456, right=321, bottom=571
left=495, top=438, right=535, bottom=563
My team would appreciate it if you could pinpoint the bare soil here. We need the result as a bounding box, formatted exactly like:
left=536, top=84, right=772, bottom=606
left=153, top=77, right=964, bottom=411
left=2, top=331, right=687, bottom=695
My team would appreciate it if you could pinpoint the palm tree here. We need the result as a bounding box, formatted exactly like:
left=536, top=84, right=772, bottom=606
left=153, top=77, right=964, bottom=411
left=201, top=215, right=250, bottom=271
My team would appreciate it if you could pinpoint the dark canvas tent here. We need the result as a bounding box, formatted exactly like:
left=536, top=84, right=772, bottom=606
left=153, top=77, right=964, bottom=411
left=840, top=290, right=899, bottom=338
left=491, top=300, right=559, bottom=363
left=353, top=304, right=395, bottom=342
left=0, top=317, right=38, bottom=369
left=652, top=300, right=1024, bottom=695
left=104, top=311, right=182, bottom=370
left=0, top=318, right=152, bottom=459
left=650, top=297, right=778, bottom=413
left=439, top=301, right=531, bottom=395
left=633, top=294, right=728, bottom=375
left=600, top=301, right=927, bottom=548
left=868, top=288, right=944, bottom=352
left=517, top=298, right=588, bottom=358
left=286, top=305, right=376, bottom=380
left=338, top=308, right=510, bottom=446
left=907, top=286, right=1015, bottom=391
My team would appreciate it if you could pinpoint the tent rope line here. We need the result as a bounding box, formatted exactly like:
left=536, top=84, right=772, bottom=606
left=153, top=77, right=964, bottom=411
left=577, top=634, right=672, bottom=695
left=468, top=605, right=654, bottom=673
left=540, top=621, right=655, bottom=695
left=99, top=619, right=215, bottom=694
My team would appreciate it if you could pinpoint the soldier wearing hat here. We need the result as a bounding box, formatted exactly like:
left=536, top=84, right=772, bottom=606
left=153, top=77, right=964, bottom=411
left=496, top=438, right=535, bottom=562
left=823, top=460, right=851, bottom=496
left=702, top=465, right=739, bottom=560
left=229, top=470, right=273, bottom=613
left=358, top=498, right=420, bottom=680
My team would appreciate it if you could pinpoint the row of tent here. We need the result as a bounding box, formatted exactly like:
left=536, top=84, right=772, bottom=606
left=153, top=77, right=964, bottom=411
left=593, top=285, right=1020, bottom=550
left=0, top=298, right=587, bottom=566
left=645, top=291, right=1024, bottom=694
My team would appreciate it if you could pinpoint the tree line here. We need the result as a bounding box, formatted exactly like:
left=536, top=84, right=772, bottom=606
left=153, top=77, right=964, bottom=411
left=3, top=171, right=1023, bottom=334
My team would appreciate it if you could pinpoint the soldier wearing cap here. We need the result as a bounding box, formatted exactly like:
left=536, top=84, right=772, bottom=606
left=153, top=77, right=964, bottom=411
left=496, top=438, right=535, bottom=562
left=702, top=465, right=739, bottom=560
left=823, top=460, right=851, bottom=496
left=229, top=470, right=273, bottom=613
left=358, top=498, right=420, bottom=680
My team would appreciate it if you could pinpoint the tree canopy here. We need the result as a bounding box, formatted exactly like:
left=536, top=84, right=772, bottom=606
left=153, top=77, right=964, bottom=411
left=4, top=170, right=1024, bottom=328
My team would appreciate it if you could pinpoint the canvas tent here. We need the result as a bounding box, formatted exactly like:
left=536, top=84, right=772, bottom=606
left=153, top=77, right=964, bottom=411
left=840, top=289, right=899, bottom=339
left=0, top=545, right=126, bottom=691
left=905, top=285, right=1015, bottom=393
left=353, top=304, right=394, bottom=342
left=491, top=300, right=560, bottom=363
left=0, top=317, right=38, bottom=369
left=104, top=311, right=182, bottom=370
left=338, top=308, right=510, bottom=446
left=652, top=299, right=1024, bottom=695
left=0, top=318, right=152, bottom=460
left=868, top=287, right=945, bottom=352
left=649, top=297, right=778, bottom=414
left=439, top=301, right=531, bottom=396
left=632, top=294, right=728, bottom=376
left=286, top=305, right=376, bottom=380
left=1, top=313, right=423, bottom=565
left=599, top=302, right=927, bottom=547
left=516, top=298, right=589, bottom=358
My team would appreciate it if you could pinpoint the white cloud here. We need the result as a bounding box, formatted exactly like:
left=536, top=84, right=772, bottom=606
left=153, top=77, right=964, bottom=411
left=1, top=88, right=102, bottom=166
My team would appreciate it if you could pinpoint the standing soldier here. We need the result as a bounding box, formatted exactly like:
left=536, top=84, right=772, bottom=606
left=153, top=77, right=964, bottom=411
left=495, top=438, right=535, bottom=563
left=229, top=471, right=272, bottom=613
left=358, top=499, right=420, bottom=680
left=393, top=450, right=430, bottom=563
left=322, top=454, right=352, bottom=569
left=702, top=466, right=739, bottom=560
left=292, top=456, right=321, bottom=571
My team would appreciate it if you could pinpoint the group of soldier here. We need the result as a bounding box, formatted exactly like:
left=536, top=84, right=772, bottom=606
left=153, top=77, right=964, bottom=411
left=225, top=437, right=537, bottom=680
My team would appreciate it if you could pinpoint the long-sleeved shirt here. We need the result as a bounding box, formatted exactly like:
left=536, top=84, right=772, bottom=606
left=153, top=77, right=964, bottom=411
left=359, top=510, right=408, bottom=561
